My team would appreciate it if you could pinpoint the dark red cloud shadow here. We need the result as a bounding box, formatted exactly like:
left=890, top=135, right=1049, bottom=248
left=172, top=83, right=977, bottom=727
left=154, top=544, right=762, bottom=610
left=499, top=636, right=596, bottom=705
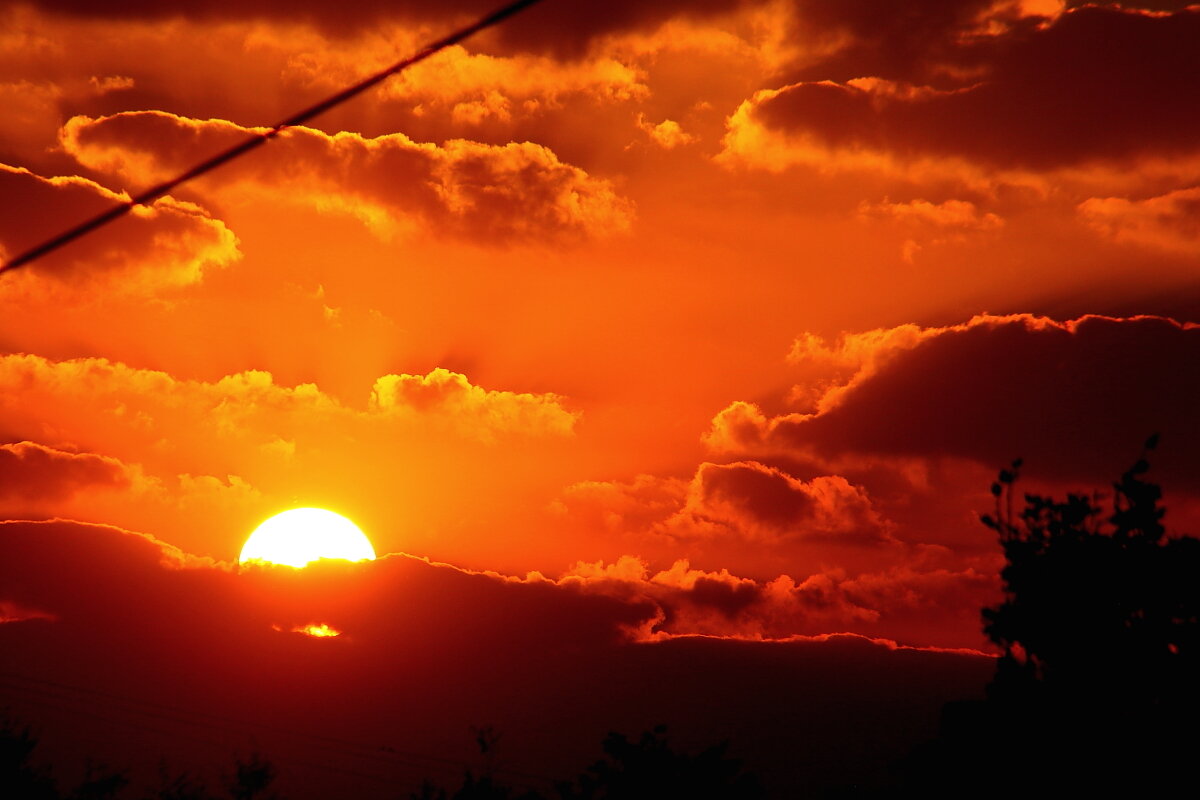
left=714, top=315, right=1200, bottom=487
left=756, top=6, right=1200, bottom=170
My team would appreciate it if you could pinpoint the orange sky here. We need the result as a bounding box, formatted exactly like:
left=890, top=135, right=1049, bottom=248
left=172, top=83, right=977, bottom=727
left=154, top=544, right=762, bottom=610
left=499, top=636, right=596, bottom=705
left=2, top=2, right=1199, bottom=794
left=2, top=0, right=1200, bottom=752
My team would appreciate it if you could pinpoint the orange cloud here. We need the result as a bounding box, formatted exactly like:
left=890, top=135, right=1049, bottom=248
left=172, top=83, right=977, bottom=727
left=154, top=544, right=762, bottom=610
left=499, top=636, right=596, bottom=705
left=636, top=115, right=696, bottom=149
left=1078, top=186, right=1200, bottom=254
left=370, top=367, right=579, bottom=441
left=858, top=198, right=1003, bottom=231
left=284, top=38, right=648, bottom=119
left=60, top=111, right=634, bottom=243
left=0, top=163, right=238, bottom=289
left=0, top=355, right=577, bottom=453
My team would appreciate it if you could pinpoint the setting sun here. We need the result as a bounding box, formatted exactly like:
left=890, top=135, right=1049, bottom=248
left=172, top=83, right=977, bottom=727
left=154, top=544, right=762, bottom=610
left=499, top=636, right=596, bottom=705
left=239, top=508, right=376, bottom=567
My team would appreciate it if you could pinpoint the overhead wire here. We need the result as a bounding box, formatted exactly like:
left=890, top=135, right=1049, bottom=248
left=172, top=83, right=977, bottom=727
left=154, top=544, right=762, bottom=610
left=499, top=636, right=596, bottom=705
left=0, top=0, right=547, bottom=275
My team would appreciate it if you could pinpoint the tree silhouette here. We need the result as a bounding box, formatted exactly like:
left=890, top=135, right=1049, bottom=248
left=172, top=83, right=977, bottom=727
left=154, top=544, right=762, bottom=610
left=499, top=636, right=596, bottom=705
left=908, top=438, right=1200, bottom=796
left=0, top=715, right=57, bottom=800
left=66, top=762, right=129, bottom=800
left=222, top=754, right=277, bottom=800
left=557, top=726, right=763, bottom=800
left=982, top=436, right=1200, bottom=702
left=0, top=721, right=283, bottom=800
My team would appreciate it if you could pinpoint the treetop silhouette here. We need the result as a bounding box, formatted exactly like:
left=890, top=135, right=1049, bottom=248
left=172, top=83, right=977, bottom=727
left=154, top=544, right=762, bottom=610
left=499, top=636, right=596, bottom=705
left=982, top=435, right=1199, bottom=708
left=909, top=438, right=1200, bottom=796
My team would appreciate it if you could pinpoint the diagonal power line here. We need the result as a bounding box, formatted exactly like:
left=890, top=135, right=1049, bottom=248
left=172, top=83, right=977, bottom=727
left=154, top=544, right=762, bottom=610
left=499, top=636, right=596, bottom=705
left=0, top=0, right=546, bottom=275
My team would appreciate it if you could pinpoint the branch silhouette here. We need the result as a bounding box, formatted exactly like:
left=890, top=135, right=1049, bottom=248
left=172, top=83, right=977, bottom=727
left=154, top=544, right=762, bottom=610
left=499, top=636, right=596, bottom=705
left=907, top=436, right=1200, bottom=797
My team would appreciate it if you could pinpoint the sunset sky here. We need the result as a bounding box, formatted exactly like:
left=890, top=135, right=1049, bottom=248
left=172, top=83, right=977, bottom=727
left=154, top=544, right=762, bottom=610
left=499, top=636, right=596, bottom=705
left=2, top=1, right=1198, bottom=795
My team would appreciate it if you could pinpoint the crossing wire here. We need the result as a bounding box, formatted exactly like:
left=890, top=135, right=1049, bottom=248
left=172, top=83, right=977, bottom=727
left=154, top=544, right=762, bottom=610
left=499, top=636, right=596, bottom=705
left=0, top=0, right=547, bottom=274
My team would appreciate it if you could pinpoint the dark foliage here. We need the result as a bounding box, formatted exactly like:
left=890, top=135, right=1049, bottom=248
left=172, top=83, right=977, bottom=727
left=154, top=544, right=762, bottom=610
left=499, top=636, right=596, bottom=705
left=67, top=762, right=130, bottom=800
left=410, top=771, right=544, bottom=800
left=222, top=754, right=277, bottom=800
left=410, top=725, right=763, bottom=800
left=907, top=438, right=1200, bottom=797
left=0, top=724, right=280, bottom=800
left=557, top=726, right=764, bottom=800
left=0, top=715, right=57, bottom=800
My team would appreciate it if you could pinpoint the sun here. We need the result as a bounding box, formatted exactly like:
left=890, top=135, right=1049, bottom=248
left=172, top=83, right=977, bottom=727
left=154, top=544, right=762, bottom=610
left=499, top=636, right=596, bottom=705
left=239, top=508, right=376, bottom=568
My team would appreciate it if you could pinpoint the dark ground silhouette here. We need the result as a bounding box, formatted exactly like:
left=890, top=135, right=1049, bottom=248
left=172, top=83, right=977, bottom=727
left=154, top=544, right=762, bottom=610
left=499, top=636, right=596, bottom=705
left=3, top=719, right=762, bottom=800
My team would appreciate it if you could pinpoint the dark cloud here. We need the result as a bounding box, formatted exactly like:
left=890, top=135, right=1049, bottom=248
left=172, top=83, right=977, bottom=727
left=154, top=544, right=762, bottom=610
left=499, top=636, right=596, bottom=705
left=24, top=0, right=750, bottom=57
left=786, top=0, right=1002, bottom=84
left=750, top=6, right=1200, bottom=170
left=0, top=441, right=132, bottom=503
left=0, top=163, right=238, bottom=288
left=711, top=315, right=1200, bottom=486
left=672, top=460, right=893, bottom=544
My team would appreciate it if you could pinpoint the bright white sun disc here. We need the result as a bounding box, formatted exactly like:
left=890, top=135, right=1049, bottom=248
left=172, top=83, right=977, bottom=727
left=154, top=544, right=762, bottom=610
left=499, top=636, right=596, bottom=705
left=239, top=508, right=376, bottom=567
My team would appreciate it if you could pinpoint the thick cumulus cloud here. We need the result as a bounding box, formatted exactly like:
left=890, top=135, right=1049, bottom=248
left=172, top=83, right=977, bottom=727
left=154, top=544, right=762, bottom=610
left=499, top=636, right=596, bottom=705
left=0, top=354, right=578, bottom=462
left=0, top=517, right=991, bottom=656
left=724, top=6, right=1200, bottom=176
left=561, top=553, right=996, bottom=649
left=667, top=461, right=892, bottom=544
left=0, top=163, right=238, bottom=288
left=708, top=314, right=1200, bottom=485
left=61, top=111, right=633, bottom=243
left=557, top=460, right=892, bottom=547
left=0, top=441, right=132, bottom=502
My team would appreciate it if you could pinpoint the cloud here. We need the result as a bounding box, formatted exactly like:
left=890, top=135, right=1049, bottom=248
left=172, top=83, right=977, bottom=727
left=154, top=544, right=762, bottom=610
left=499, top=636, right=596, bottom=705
left=722, top=6, right=1200, bottom=177
left=706, top=314, right=1200, bottom=485
left=561, top=553, right=997, bottom=648
left=858, top=198, right=1003, bottom=231
left=636, top=115, right=697, bottom=149
left=783, top=0, right=1032, bottom=83
left=1078, top=186, right=1200, bottom=254
left=0, top=355, right=578, bottom=462
left=60, top=111, right=634, bottom=243
left=553, top=473, right=689, bottom=533
left=0, top=441, right=132, bottom=502
left=286, top=39, right=649, bottom=121
left=857, top=197, right=1004, bottom=262
left=0, top=517, right=993, bottom=654
left=664, top=461, right=893, bottom=544
left=20, top=0, right=751, bottom=58
left=370, top=368, right=578, bottom=440
left=555, top=460, right=892, bottom=547
left=0, top=163, right=238, bottom=289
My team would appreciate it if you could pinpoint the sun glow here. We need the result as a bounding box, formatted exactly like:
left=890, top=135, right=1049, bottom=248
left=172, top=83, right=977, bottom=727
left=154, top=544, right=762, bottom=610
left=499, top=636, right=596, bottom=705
left=239, top=508, right=376, bottom=567
left=297, top=623, right=341, bottom=638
